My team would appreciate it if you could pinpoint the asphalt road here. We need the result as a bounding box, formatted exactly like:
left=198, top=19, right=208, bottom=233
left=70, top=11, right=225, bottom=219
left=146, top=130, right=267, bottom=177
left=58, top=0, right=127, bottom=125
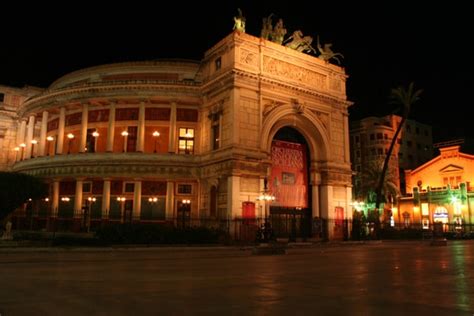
left=0, top=241, right=473, bottom=315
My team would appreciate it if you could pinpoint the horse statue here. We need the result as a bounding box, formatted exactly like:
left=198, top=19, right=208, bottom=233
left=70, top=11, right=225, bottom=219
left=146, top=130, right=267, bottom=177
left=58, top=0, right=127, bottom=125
left=284, top=30, right=316, bottom=54
left=233, top=8, right=246, bottom=33
left=317, top=36, right=344, bottom=64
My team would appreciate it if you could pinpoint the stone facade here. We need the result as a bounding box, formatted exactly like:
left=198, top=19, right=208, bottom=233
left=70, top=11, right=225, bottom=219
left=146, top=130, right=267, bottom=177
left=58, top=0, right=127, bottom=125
left=3, top=32, right=352, bottom=239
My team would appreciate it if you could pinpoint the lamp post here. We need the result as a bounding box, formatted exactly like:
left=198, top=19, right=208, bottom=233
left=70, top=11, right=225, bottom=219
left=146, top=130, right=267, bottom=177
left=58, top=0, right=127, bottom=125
left=181, top=199, right=191, bottom=228
left=121, top=130, right=128, bottom=152
left=31, top=139, right=38, bottom=158
left=86, top=197, right=96, bottom=232
left=117, top=196, right=126, bottom=223
left=67, top=133, right=74, bottom=154
left=19, top=143, right=26, bottom=160
left=256, top=177, right=275, bottom=243
left=152, top=131, right=160, bottom=153
left=46, top=136, right=54, bottom=156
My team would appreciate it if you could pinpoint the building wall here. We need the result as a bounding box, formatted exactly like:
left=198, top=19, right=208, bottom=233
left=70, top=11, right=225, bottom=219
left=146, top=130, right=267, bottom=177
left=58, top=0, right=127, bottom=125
left=5, top=32, right=353, bottom=239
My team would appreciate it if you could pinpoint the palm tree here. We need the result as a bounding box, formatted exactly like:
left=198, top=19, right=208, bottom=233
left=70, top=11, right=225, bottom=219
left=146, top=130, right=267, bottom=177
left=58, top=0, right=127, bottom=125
left=355, top=160, right=400, bottom=206
left=374, top=82, right=423, bottom=211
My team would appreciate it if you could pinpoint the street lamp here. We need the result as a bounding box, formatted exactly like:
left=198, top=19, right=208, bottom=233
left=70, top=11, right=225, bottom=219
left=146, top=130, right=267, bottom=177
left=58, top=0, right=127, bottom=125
left=117, top=196, right=126, bottom=223
left=31, top=139, right=38, bottom=158
left=19, top=143, right=26, bottom=160
left=67, top=133, right=74, bottom=154
left=46, top=136, right=54, bottom=156
left=86, top=197, right=96, bottom=233
left=152, top=131, right=160, bottom=153
left=181, top=199, right=191, bottom=228
left=256, top=177, right=275, bottom=243
left=121, top=130, right=128, bottom=152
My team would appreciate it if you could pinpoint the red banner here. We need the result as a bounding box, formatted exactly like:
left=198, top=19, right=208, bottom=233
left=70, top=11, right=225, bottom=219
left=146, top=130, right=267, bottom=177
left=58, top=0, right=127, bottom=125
left=270, top=140, right=308, bottom=208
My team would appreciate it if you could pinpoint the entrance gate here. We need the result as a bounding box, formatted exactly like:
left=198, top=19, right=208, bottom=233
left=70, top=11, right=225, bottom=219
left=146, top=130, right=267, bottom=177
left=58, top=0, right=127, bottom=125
left=270, top=206, right=311, bottom=240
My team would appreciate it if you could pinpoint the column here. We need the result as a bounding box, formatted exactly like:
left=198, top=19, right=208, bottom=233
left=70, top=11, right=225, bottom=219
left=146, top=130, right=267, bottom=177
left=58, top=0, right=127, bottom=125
left=136, top=101, right=145, bottom=152
left=133, top=180, right=142, bottom=221
left=102, top=180, right=111, bottom=219
left=345, top=186, right=353, bottom=221
left=106, top=102, right=116, bottom=152
left=168, top=102, right=177, bottom=153
left=320, top=184, right=334, bottom=239
left=227, top=175, right=241, bottom=219
left=165, top=181, right=175, bottom=220
left=25, top=115, right=35, bottom=159
left=74, top=179, right=83, bottom=217
left=52, top=181, right=59, bottom=217
left=38, top=111, right=48, bottom=156
left=312, top=184, right=320, bottom=218
left=16, top=119, right=27, bottom=161
left=79, top=103, right=89, bottom=153
left=343, top=113, right=350, bottom=163
left=56, top=107, right=66, bottom=154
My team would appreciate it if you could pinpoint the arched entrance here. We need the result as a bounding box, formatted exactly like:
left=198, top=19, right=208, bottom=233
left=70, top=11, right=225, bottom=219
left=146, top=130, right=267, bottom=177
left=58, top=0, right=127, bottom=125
left=269, top=127, right=312, bottom=240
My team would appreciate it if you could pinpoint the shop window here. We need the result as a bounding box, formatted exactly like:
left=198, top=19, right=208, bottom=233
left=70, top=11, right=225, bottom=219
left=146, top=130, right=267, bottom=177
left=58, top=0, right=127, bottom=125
left=178, top=128, right=194, bottom=154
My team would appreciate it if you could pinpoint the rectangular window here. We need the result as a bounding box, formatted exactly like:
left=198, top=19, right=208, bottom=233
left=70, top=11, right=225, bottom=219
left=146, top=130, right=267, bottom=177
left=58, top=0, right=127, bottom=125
left=215, top=57, right=222, bottom=71
left=177, top=184, right=192, bottom=194
left=443, top=177, right=448, bottom=185
left=212, top=124, right=220, bottom=150
left=124, top=182, right=135, bottom=193
left=384, top=134, right=388, bottom=140
left=356, top=150, right=360, bottom=158
left=85, top=128, right=97, bottom=153
left=355, top=135, right=360, bottom=144
left=178, top=128, right=194, bottom=154
left=416, top=127, right=420, bottom=135
left=370, top=134, right=375, bottom=140
left=377, top=133, right=383, bottom=139
left=407, top=141, right=412, bottom=147
left=0, top=93, right=4, bottom=102
left=377, top=148, right=383, bottom=155
left=82, top=182, right=92, bottom=193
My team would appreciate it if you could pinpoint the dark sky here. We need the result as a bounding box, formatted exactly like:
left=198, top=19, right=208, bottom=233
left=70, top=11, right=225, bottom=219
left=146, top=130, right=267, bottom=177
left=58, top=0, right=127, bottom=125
left=1, top=1, right=472, bottom=143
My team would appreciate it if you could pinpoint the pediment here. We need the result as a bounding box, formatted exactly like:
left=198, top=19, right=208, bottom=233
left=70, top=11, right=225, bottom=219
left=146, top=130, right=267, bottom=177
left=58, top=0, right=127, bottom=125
left=439, top=164, right=464, bottom=174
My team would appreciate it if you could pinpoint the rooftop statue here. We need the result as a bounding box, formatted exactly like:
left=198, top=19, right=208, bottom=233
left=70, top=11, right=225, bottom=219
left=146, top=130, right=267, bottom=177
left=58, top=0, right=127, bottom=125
left=317, top=36, right=344, bottom=64
left=284, top=30, right=316, bottom=54
left=233, top=8, right=246, bottom=33
left=260, top=14, right=274, bottom=40
left=271, top=19, right=287, bottom=44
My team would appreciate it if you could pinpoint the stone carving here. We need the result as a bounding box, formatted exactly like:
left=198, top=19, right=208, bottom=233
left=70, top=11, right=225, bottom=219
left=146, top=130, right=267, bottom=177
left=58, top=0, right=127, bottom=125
left=233, top=8, right=246, bottom=33
left=263, top=56, right=326, bottom=89
left=291, top=99, right=305, bottom=114
left=240, top=49, right=257, bottom=66
left=317, top=36, right=344, bottom=64
left=284, top=30, right=316, bottom=53
left=262, top=100, right=282, bottom=117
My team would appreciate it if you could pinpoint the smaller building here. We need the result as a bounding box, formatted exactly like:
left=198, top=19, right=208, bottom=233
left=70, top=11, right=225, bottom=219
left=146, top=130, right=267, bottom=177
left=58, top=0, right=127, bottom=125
left=398, top=145, right=474, bottom=232
left=350, top=114, right=433, bottom=194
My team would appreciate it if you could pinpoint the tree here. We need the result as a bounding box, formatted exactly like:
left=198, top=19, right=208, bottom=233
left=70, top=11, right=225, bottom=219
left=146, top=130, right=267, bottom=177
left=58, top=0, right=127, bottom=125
left=0, top=172, right=48, bottom=222
left=375, top=82, right=423, bottom=211
left=355, top=160, right=399, bottom=206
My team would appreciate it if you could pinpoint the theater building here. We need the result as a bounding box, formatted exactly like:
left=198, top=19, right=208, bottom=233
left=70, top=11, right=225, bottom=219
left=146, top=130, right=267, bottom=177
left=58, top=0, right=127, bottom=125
left=398, top=145, right=474, bottom=231
left=6, top=31, right=352, bottom=239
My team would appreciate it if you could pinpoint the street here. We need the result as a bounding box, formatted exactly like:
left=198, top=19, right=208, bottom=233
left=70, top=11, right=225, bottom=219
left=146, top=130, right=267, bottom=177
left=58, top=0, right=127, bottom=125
left=0, top=241, right=473, bottom=315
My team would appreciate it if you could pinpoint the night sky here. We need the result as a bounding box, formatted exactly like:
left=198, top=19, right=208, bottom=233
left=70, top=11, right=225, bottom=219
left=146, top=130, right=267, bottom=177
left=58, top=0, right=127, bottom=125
left=1, top=1, right=472, bottom=144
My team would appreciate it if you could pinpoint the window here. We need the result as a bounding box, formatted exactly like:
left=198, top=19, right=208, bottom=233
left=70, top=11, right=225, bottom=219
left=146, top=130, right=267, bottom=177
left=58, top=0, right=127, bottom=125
left=370, top=134, right=375, bottom=140
left=377, top=148, right=383, bottom=155
left=212, top=124, right=220, bottom=150
left=0, top=93, right=4, bottom=102
left=355, top=135, right=360, bottom=144
left=124, top=182, right=135, bottom=193
left=85, top=128, right=97, bottom=153
left=356, top=150, right=360, bottom=158
left=82, top=182, right=92, bottom=193
left=177, top=184, right=192, bottom=194
left=178, top=128, right=194, bottom=154
left=406, top=124, right=411, bottom=132
left=377, top=133, right=383, bottom=139
left=371, top=148, right=376, bottom=155
left=424, top=130, right=429, bottom=136
left=407, top=140, right=412, bottom=147
left=215, top=57, right=222, bottom=71
left=384, top=134, right=388, bottom=140
left=416, top=143, right=421, bottom=150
